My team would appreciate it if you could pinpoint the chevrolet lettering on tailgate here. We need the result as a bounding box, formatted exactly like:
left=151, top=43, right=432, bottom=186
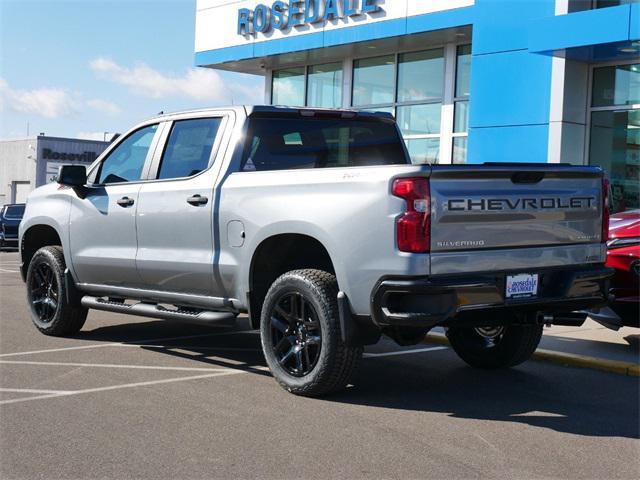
left=447, top=196, right=596, bottom=212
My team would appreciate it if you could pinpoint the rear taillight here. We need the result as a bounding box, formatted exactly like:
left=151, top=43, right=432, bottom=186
left=602, top=177, right=610, bottom=242
left=392, top=177, right=430, bottom=253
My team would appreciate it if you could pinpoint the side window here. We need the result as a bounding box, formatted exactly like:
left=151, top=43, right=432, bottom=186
left=97, top=124, right=158, bottom=184
left=157, top=118, right=222, bottom=179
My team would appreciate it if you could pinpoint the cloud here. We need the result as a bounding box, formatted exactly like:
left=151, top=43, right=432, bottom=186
left=0, top=78, right=121, bottom=120
left=0, top=78, right=78, bottom=118
left=87, top=98, right=121, bottom=115
left=90, top=57, right=258, bottom=103
left=76, top=131, right=118, bottom=141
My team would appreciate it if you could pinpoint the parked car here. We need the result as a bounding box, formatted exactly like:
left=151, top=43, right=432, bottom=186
left=590, top=210, right=639, bottom=329
left=0, top=203, right=25, bottom=250
left=18, top=106, right=613, bottom=396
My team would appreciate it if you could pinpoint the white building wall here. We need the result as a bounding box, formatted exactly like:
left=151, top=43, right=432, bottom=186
left=0, top=138, right=38, bottom=205
left=195, top=0, right=475, bottom=54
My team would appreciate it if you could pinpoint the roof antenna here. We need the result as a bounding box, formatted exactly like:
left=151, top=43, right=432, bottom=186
left=158, top=110, right=164, bottom=115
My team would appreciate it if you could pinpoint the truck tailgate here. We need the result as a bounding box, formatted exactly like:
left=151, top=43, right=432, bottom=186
left=429, top=165, right=604, bottom=253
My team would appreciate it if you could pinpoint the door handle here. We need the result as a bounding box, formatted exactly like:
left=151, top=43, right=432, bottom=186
left=117, top=196, right=135, bottom=207
left=187, top=194, right=209, bottom=206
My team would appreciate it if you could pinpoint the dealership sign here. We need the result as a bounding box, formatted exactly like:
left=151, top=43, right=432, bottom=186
left=42, top=148, right=98, bottom=163
left=238, top=0, right=383, bottom=35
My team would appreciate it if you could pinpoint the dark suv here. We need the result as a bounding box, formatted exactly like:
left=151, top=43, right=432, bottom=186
left=0, top=203, right=25, bottom=249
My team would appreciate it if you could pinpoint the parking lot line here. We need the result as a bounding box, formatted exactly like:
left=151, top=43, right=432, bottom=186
left=0, top=388, right=74, bottom=395
left=0, top=329, right=257, bottom=358
left=0, top=360, right=234, bottom=372
left=0, top=370, right=245, bottom=406
left=364, top=346, right=448, bottom=358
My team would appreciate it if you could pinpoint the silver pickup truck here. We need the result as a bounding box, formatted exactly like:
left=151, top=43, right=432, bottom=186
left=19, top=106, right=612, bottom=396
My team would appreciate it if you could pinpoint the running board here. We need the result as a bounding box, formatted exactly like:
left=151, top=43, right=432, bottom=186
left=80, top=296, right=236, bottom=326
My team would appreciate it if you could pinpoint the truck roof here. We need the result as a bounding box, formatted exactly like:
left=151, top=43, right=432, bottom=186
left=146, top=105, right=395, bottom=122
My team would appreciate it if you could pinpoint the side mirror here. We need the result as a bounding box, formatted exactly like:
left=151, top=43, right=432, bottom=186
left=57, top=165, right=87, bottom=187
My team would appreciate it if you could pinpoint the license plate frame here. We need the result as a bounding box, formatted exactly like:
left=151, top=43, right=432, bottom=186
left=505, top=273, right=539, bottom=299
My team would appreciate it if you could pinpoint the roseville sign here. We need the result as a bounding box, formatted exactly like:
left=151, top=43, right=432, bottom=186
left=237, top=0, right=383, bottom=35
left=42, top=148, right=98, bottom=163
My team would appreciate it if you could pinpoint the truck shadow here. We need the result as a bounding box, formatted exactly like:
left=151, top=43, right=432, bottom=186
left=75, top=319, right=639, bottom=440
left=334, top=358, right=640, bottom=440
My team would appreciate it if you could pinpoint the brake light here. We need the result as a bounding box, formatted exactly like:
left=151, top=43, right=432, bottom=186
left=602, top=177, right=610, bottom=242
left=392, top=177, right=430, bottom=253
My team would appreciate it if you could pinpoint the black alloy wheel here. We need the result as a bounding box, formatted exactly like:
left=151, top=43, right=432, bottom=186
left=29, top=262, right=59, bottom=324
left=269, top=292, right=322, bottom=377
left=26, top=246, right=87, bottom=336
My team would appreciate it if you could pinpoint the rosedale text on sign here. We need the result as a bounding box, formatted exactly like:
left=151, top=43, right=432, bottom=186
left=237, top=0, right=383, bottom=35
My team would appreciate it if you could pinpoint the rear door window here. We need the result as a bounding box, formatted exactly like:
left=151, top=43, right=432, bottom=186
left=157, top=118, right=222, bottom=179
left=241, top=116, right=408, bottom=171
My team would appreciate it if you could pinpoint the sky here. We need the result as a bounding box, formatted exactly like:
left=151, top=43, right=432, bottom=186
left=0, top=0, right=263, bottom=140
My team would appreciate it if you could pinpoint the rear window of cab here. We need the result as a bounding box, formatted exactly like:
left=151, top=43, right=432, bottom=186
left=241, top=116, right=409, bottom=172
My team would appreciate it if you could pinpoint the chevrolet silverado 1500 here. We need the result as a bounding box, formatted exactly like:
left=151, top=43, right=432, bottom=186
left=19, top=106, right=612, bottom=396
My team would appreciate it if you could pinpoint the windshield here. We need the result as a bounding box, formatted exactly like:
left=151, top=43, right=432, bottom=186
left=241, top=116, right=409, bottom=172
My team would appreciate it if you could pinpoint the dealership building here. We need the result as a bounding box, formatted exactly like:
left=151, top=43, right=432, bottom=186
left=0, top=136, right=110, bottom=204
left=195, top=0, right=639, bottom=211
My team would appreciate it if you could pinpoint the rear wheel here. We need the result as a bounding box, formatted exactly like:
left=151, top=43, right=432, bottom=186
left=260, top=269, right=362, bottom=397
left=26, top=246, right=87, bottom=336
left=446, top=321, right=543, bottom=369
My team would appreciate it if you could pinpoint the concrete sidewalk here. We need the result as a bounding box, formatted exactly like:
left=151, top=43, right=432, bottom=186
left=541, top=319, right=639, bottom=364
left=427, top=319, right=640, bottom=376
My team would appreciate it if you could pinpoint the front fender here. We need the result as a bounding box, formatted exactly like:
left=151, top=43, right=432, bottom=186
left=19, top=184, right=73, bottom=278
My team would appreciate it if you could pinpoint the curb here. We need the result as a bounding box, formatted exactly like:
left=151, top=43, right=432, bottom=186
left=424, top=333, right=639, bottom=377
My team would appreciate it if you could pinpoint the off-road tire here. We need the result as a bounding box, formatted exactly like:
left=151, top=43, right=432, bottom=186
left=260, top=269, right=363, bottom=397
left=446, top=323, right=543, bottom=369
left=26, top=246, right=87, bottom=336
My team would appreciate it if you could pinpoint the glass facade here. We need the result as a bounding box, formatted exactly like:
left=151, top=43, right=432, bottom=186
left=272, top=67, right=305, bottom=106
left=272, top=63, right=343, bottom=109
left=352, top=48, right=445, bottom=164
left=595, top=0, right=639, bottom=8
left=352, top=55, right=396, bottom=107
left=397, top=50, right=444, bottom=102
left=271, top=44, right=471, bottom=165
left=452, top=45, right=471, bottom=164
left=307, top=63, right=343, bottom=108
left=592, top=64, right=640, bottom=107
left=589, top=63, right=639, bottom=212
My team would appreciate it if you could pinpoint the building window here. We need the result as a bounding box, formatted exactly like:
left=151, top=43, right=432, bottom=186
left=272, top=67, right=305, bottom=106
left=272, top=63, right=344, bottom=108
left=588, top=63, right=639, bottom=212
left=397, top=50, right=444, bottom=102
left=351, top=49, right=446, bottom=164
left=352, top=55, right=396, bottom=107
left=452, top=45, right=471, bottom=164
left=307, top=63, right=343, bottom=108
left=271, top=43, right=472, bottom=165
left=594, top=0, right=639, bottom=8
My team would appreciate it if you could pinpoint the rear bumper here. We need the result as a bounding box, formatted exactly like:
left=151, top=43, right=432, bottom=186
left=371, top=265, right=614, bottom=328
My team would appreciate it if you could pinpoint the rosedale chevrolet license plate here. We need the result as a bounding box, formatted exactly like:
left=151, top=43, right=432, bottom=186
left=506, top=273, right=539, bottom=299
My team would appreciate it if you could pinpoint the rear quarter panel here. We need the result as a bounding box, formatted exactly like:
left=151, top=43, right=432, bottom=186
left=218, top=165, right=430, bottom=315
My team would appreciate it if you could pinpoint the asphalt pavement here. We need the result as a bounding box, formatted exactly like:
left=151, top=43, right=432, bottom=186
left=1, top=251, right=639, bottom=479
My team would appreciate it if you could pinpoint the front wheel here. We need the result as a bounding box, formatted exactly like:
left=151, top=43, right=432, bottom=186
left=446, top=322, right=543, bottom=369
left=260, top=269, right=363, bottom=397
left=26, top=246, right=87, bottom=336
